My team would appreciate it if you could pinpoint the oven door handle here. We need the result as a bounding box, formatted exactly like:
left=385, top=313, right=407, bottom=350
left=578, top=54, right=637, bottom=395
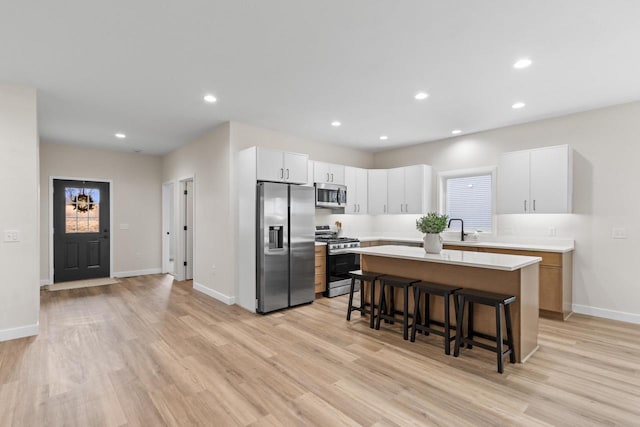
left=329, top=248, right=360, bottom=255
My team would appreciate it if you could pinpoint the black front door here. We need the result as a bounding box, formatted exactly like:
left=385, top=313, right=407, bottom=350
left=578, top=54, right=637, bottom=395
left=53, top=179, right=110, bottom=282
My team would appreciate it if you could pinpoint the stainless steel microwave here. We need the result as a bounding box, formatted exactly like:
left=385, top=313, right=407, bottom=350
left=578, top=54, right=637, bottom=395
left=315, top=183, right=347, bottom=209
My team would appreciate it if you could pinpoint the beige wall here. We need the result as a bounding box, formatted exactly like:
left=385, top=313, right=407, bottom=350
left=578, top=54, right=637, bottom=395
left=39, top=143, right=163, bottom=281
left=0, top=85, right=39, bottom=341
left=162, top=121, right=374, bottom=303
left=162, top=123, right=234, bottom=299
left=373, top=101, right=640, bottom=321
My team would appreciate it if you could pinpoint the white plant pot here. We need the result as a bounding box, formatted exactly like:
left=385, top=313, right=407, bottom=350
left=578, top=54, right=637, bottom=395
left=423, top=233, right=443, bottom=254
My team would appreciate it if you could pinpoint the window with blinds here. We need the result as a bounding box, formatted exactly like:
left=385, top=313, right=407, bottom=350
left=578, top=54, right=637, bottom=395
left=445, top=174, right=493, bottom=231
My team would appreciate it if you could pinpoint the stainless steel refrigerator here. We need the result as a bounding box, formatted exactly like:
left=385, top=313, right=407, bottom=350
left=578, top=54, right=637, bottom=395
left=257, top=182, right=315, bottom=313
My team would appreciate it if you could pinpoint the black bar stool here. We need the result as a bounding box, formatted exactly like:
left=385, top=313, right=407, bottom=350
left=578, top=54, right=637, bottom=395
left=346, top=270, right=384, bottom=328
left=453, top=289, right=517, bottom=374
left=375, top=276, right=419, bottom=340
left=410, top=281, right=461, bottom=355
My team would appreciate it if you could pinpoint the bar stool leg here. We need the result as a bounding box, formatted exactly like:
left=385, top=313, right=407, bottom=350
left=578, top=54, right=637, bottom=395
left=423, top=292, right=431, bottom=336
left=466, top=301, right=474, bottom=349
left=496, top=303, right=504, bottom=374
left=369, top=279, right=377, bottom=329
left=403, top=285, right=409, bottom=340
left=389, top=288, right=395, bottom=324
left=375, top=284, right=386, bottom=330
left=444, top=292, right=451, bottom=355
left=454, top=295, right=465, bottom=357
left=359, top=280, right=365, bottom=315
left=410, top=288, right=421, bottom=342
left=504, top=303, right=516, bottom=364
left=346, top=277, right=356, bottom=321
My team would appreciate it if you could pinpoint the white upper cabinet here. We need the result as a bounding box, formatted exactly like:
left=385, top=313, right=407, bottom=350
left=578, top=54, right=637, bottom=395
left=283, top=152, right=309, bottom=184
left=387, top=167, right=405, bottom=214
left=368, top=169, right=388, bottom=215
left=530, top=145, right=572, bottom=213
left=497, top=150, right=530, bottom=214
left=345, top=167, right=368, bottom=214
left=313, top=161, right=345, bottom=185
left=497, top=144, right=572, bottom=214
left=256, top=147, right=308, bottom=184
left=386, top=165, right=432, bottom=214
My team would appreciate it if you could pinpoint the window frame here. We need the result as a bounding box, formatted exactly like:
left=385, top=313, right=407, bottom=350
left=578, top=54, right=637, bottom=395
left=437, top=166, right=497, bottom=235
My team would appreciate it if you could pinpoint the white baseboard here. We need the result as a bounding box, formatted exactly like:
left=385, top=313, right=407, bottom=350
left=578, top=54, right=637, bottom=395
left=0, top=323, right=39, bottom=342
left=193, top=282, right=236, bottom=305
left=572, top=304, right=640, bottom=324
left=113, top=268, right=162, bottom=278
left=40, top=279, right=52, bottom=287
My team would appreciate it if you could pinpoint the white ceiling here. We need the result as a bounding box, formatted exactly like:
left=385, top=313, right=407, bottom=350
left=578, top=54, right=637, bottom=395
left=2, top=1, right=640, bottom=155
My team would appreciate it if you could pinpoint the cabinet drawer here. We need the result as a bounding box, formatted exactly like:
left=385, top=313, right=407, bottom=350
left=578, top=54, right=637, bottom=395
left=444, top=245, right=479, bottom=252
left=314, top=273, right=326, bottom=293
left=315, top=246, right=326, bottom=255
left=477, top=247, right=562, bottom=267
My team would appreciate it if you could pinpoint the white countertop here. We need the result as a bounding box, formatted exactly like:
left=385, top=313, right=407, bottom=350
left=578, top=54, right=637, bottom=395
left=315, top=242, right=327, bottom=247
left=355, top=236, right=574, bottom=253
left=351, top=245, right=542, bottom=271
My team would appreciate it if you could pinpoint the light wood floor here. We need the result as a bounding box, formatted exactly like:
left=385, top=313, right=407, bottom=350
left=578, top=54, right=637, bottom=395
left=1, top=275, right=639, bottom=427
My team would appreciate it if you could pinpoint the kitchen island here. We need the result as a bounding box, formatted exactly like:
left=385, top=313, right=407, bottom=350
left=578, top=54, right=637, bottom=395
left=351, top=245, right=542, bottom=363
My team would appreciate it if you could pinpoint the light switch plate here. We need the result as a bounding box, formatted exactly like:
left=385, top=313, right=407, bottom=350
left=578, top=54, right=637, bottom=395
left=3, top=230, right=20, bottom=242
left=612, top=228, right=628, bottom=239
left=119, top=224, right=129, bottom=230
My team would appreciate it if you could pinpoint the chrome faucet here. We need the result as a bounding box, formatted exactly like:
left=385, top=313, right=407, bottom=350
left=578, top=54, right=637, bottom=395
left=448, top=218, right=465, bottom=241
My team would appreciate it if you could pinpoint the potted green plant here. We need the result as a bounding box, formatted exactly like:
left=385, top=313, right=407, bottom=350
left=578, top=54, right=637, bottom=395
left=416, top=212, right=449, bottom=254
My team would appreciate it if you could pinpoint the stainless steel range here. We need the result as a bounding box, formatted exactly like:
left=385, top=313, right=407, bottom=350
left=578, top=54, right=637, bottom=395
left=315, top=226, right=361, bottom=297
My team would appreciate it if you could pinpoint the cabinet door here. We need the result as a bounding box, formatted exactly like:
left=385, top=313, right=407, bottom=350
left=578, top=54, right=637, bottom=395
left=368, top=170, right=388, bottom=215
left=330, top=164, right=345, bottom=185
left=387, top=167, right=405, bottom=214
left=530, top=145, right=570, bottom=213
left=404, top=165, right=426, bottom=214
left=356, top=167, right=368, bottom=214
left=344, top=167, right=359, bottom=213
left=256, top=148, right=284, bottom=182
left=284, top=152, right=308, bottom=184
left=497, top=151, right=530, bottom=214
left=313, top=161, right=330, bottom=184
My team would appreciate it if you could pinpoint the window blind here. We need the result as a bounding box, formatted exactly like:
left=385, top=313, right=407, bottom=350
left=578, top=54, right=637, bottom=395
left=446, top=174, right=492, bottom=230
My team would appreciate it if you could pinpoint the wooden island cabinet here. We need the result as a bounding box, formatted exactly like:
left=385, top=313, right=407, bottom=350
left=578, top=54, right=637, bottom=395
left=359, top=239, right=573, bottom=320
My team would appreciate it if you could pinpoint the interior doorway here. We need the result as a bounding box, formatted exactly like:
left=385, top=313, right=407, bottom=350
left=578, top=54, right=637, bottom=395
left=176, top=177, right=194, bottom=282
left=162, top=181, right=175, bottom=275
left=52, top=179, right=111, bottom=283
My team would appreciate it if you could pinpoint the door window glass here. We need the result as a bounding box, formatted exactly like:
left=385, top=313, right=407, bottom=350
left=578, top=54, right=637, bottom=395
left=65, top=187, right=100, bottom=233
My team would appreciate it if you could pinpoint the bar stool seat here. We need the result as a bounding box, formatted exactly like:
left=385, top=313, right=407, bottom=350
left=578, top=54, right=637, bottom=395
left=410, top=281, right=461, bottom=355
left=346, top=270, right=384, bottom=328
left=453, top=288, right=517, bottom=374
left=375, top=276, right=420, bottom=340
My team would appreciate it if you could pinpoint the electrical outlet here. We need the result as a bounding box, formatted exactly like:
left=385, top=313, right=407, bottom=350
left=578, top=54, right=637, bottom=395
left=612, top=228, right=628, bottom=239
left=3, top=230, right=20, bottom=242
left=548, top=227, right=557, bottom=237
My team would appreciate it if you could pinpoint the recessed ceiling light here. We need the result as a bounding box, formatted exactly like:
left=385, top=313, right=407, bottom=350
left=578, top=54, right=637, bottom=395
left=513, top=58, right=532, bottom=69
left=414, top=92, right=429, bottom=100
left=331, top=121, right=341, bottom=127
left=115, top=133, right=126, bottom=139
left=451, top=129, right=462, bottom=135
left=512, top=102, right=526, bottom=109
left=379, top=135, right=388, bottom=140
left=203, top=94, right=217, bottom=103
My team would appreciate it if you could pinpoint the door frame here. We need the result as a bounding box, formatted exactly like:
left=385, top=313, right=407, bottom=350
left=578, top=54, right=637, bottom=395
left=162, top=180, right=175, bottom=275
left=48, top=176, right=114, bottom=285
left=175, top=175, right=196, bottom=282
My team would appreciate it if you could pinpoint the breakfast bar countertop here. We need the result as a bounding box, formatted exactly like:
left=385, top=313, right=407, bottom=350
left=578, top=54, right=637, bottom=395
left=351, top=245, right=542, bottom=271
